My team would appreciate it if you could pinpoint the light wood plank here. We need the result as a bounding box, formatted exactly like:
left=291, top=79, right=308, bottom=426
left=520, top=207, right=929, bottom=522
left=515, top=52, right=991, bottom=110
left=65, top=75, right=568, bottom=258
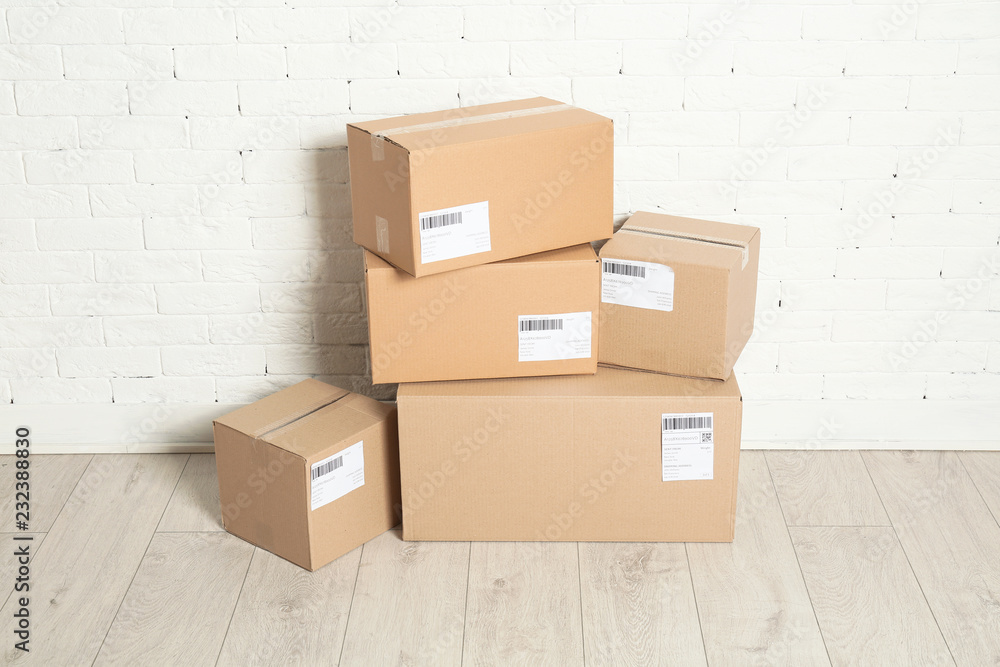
left=464, top=542, right=583, bottom=666
left=340, top=530, right=469, bottom=666
left=579, top=542, right=705, bottom=666
left=0, top=533, right=45, bottom=609
left=766, top=451, right=889, bottom=526
left=864, top=451, right=1000, bottom=664
left=95, top=532, right=254, bottom=666
left=688, top=451, right=830, bottom=666
left=217, top=545, right=362, bottom=666
left=0, top=454, right=92, bottom=532
left=158, top=454, right=223, bottom=532
left=959, top=451, right=1000, bottom=521
left=0, top=454, right=187, bottom=665
left=790, top=526, right=953, bottom=666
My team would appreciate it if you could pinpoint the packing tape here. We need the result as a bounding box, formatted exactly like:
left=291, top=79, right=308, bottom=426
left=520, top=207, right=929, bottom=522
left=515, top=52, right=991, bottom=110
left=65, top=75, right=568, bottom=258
left=369, top=102, right=575, bottom=161
left=249, top=393, right=346, bottom=438
left=621, top=226, right=751, bottom=270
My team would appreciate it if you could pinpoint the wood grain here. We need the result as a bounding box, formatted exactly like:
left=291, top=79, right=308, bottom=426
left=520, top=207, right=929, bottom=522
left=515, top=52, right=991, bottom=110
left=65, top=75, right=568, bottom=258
left=340, top=530, right=469, bottom=666
left=579, top=542, right=705, bottom=666
left=217, top=546, right=362, bottom=666
left=463, top=541, right=583, bottom=666
left=766, top=450, right=889, bottom=526
left=158, top=454, right=224, bottom=532
left=95, top=532, right=253, bottom=666
left=0, top=454, right=92, bottom=532
left=790, top=526, right=952, bottom=666
left=864, top=451, right=1000, bottom=664
left=0, top=533, right=45, bottom=610
left=687, top=451, right=830, bottom=666
left=0, top=454, right=187, bottom=665
left=959, top=451, right=1000, bottom=520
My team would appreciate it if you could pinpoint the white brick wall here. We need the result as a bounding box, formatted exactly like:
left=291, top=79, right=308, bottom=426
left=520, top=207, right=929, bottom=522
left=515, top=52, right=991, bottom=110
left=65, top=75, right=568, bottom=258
left=0, top=1, right=997, bottom=449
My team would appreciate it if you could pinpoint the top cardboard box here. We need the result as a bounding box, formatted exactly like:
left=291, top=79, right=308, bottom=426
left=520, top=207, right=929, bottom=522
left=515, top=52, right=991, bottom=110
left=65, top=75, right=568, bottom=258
left=347, top=97, right=613, bottom=277
left=599, top=212, right=761, bottom=380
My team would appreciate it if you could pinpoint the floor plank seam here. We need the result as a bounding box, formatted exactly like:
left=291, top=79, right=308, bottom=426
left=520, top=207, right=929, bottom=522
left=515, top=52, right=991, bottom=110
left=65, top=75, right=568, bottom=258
left=336, top=541, right=366, bottom=667
left=956, top=454, right=1000, bottom=534
left=575, top=542, right=586, bottom=666
left=682, top=543, right=709, bottom=667
left=214, top=546, right=257, bottom=667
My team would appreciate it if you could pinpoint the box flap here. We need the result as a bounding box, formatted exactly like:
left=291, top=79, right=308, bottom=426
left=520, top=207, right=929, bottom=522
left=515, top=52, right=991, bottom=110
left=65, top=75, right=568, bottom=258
left=622, top=211, right=759, bottom=246
left=214, top=378, right=349, bottom=437
left=365, top=244, right=597, bottom=275
left=264, top=393, right=393, bottom=461
left=604, top=212, right=759, bottom=271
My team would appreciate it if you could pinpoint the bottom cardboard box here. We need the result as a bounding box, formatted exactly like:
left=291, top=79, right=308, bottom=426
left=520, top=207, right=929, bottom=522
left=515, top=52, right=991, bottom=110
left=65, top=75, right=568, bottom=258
left=397, top=366, right=742, bottom=542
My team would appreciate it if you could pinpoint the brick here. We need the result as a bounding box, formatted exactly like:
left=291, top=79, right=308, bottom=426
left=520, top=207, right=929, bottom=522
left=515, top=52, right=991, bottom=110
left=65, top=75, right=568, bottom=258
left=991, top=344, right=1000, bottom=373
left=129, top=81, right=239, bottom=116
left=112, top=377, right=216, bottom=403
left=0, top=285, right=48, bottom=317
left=242, top=149, right=348, bottom=184
left=737, top=181, right=843, bottom=214
left=190, top=116, right=299, bottom=150
left=57, top=347, right=161, bottom=378
left=845, top=42, right=958, bottom=76
left=577, top=5, right=686, bottom=40
left=836, top=248, right=943, bottom=279
left=910, top=76, right=1000, bottom=111
left=259, top=282, right=362, bottom=314
left=175, top=45, right=285, bottom=81
left=36, top=218, right=142, bottom=251
left=0, top=117, right=76, bottom=150
left=134, top=149, right=242, bottom=184
left=238, top=80, right=348, bottom=116
left=0, top=45, right=62, bottom=79
left=629, top=180, right=736, bottom=216
left=123, top=9, right=235, bottom=44
left=574, top=76, right=683, bottom=112
left=104, top=315, right=209, bottom=346
left=349, top=79, right=457, bottom=115
left=797, top=77, right=909, bottom=111
left=824, top=373, right=927, bottom=400
left=90, top=185, right=199, bottom=218
left=304, top=183, right=352, bottom=219
left=156, top=283, right=260, bottom=315
left=199, top=184, right=306, bottom=217
left=7, top=8, right=123, bottom=45
left=209, top=313, right=313, bottom=344
left=94, top=251, right=201, bottom=283
left=679, top=147, right=788, bottom=182
left=144, top=217, right=252, bottom=250
left=50, top=284, right=156, bottom=316
left=925, top=373, right=1000, bottom=400
left=786, top=214, right=893, bottom=248
left=236, top=8, right=349, bottom=43
left=899, top=146, right=1000, bottom=180
left=629, top=111, right=739, bottom=146
left=251, top=217, right=353, bottom=250
left=24, top=150, right=133, bottom=184
left=849, top=112, right=963, bottom=146
left=788, top=147, right=897, bottom=180
left=0, top=151, right=22, bottom=184
left=734, top=42, right=847, bottom=76
left=0, top=316, right=102, bottom=348
left=457, top=77, right=570, bottom=108
left=15, top=81, right=127, bottom=115
left=469, top=6, right=573, bottom=41
left=161, top=345, right=265, bottom=376
left=832, top=311, right=1000, bottom=343
left=11, top=378, right=112, bottom=404
left=692, top=6, right=802, bottom=41
left=0, top=82, right=12, bottom=114
left=918, top=4, right=1000, bottom=39
left=957, top=40, right=1000, bottom=75
left=615, top=146, right=678, bottom=182
left=739, top=110, right=849, bottom=147
left=0, top=349, right=57, bottom=378
left=79, top=116, right=189, bottom=150
left=751, top=311, right=832, bottom=343
left=215, top=374, right=311, bottom=404
left=731, top=342, right=779, bottom=373
left=760, top=248, right=836, bottom=279
left=940, top=248, right=1000, bottom=279
left=803, top=6, right=916, bottom=40
left=287, top=43, right=396, bottom=79
left=843, top=179, right=952, bottom=216
left=264, top=343, right=367, bottom=375
left=202, top=250, right=314, bottom=282
left=350, top=6, right=462, bottom=42
left=513, top=42, right=620, bottom=77
left=890, top=342, right=988, bottom=373
left=953, top=181, right=1000, bottom=213
left=738, top=373, right=824, bottom=400
left=623, top=40, right=732, bottom=77
left=0, top=251, right=93, bottom=284
left=63, top=45, right=173, bottom=79
left=782, top=279, right=887, bottom=311
left=686, top=76, right=795, bottom=111
left=961, top=112, right=1000, bottom=145
left=399, top=42, right=508, bottom=78
left=886, top=279, right=990, bottom=311
left=313, top=313, right=367, bottom=345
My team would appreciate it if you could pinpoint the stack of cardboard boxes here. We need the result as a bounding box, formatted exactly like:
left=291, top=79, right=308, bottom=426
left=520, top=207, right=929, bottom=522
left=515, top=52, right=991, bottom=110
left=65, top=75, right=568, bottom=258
left=214, top=98, right=760, bottom=570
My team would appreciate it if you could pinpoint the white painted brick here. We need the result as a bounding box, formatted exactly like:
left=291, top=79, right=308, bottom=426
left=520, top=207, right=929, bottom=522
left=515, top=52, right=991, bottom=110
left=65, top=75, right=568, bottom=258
left=737, top=181, right=843, bottom=214
left=0, top=82, right=12, bottom=114
left=287, top=44, right=396, bottom=79
left=104, top=315, right=209, bottom=346
left=123, top=9, right=235, bottom=45
left=304, top=183, right=352, bottom=219
left=850, top=112, right=963, bottom=146
left=7, top=8, right=123, bottom=45
left=845, top=42, right=958, bottom=76
left=37, top=218, right=144, bottom=251
left=0, top=251, right=92, bottom=284
left=111, top=376, right=215, bottom=404
left=79, top=117, right=189, bottom=150
left=788, top=147, right=897, bottom=181
left=513, top=42, right=619, bottom=77
left=0, top=153, right=24, bottom=184
left=0, top=117, right=76, bottom=150
left=0, top=316, right=102, bottom=348
left=688, top=5, right=801, bottom=41
left=209, top=313, right=313, bottom=344
left=629, top=111, right=739, bottom=146
left=50, top=284, right=156, bottom=316
left=899, top=146, right=1000, bottom=180
left=823, top=373, right=927, bottom=400
left=836, top=248, right=942, bottom=279
left=843, top=179, right=952, bottom=216
left=615, top=146, right=678, bottom=182
left=95, top=250, right=201, bottom=284
left=63, top=45, right=172, bottom=79
left=629, top=181, right=736, bottom=216
left=252, top=217, right=353, bottom=250
left=214, top=375, right=309, bottom=404
left=175, top=45, right=286, bottom=81
left=622, top=40, right=732, bottom=77
left=760, top=248, right=836, bottom=279
left=796, top=77, right=909, bottom=111
left=1, top=184, right=90, bottom=217
left=156, top=284, right=260, bottom=315
left=0, top=10, right=8, bottom=43
left=350, top=6, right=462, bottom=42
left=782, top=279, right=887, bottom=311
left=713, top=214, right=785, bottom=248
left=23, top=150, right=133, bottom=184
left=782, top=342, right=894, bottom=374
left=15, top=81, right=127, bottom=115
left=731, top=342, right=779, bottom=373
left=939, top=248, right=1000, bottom=279
left=786, top=214, right=893, bottom=248
left=918, top=4, right=1000, bottom=39
left=309, top=250, right=362, bottom=283
left=129, top=81, right=238, bottom=116
left=925, top=373, right=1000, bottom=400
left=0, top=349, right=57, bottom=379
left=239, top=80, right=348, bottom=116
left=458, top=77, right=570, bottom=107
left=313, top=313, right=367, bottom=345
left=466, top=6, right=573, bottom=41
left=259, top=282, right=362, bottom=314
left=134, top=150, right=241, bottom=185
left=739, top=111, right=850, bottom=147
left=57, top=346, right=160, bottom=377
left=889, top=342, right=988, bottom=373
left=399, top=42, right=508, bottom=78
left=161, top=345, right=265, bottom=376
left=0, top=286, right=47, bottom=317
left=953, top=181, right=1000, bottom=214
left=90, top=185, right=199, bottom=218
left=957, top=40, right=1000, bottom=75
left=12, top=378, right=112, bottom=404
left=734, top=42, right=847, bottom=77
left=0, top=45, right=62, bottom=79
left=886, top=279, right=990, bottom=311
left=679, top=147, right=788, bottom=181
left=144, top=217, right=252, bottom=250
left=578, top=7, right=685, bottom=40
left=202, top=250, right=313, bottom=283
left=832, top=311, right=1000, bottom=343
left=200, top=184, right=306, bottom=217
left=910, top=76, right=1000, bottom=111
left=961, top=113, right=1000, bottom=145
left=685, top=76, right=795, bottom=111
left=243, top=149, right=348, bottom=184
left=574, top=77, right=683, bottom=112
left=190, top=117, right=298, bottom=151
left=349, top=79, right=457, bottom=115
left=265, top=343, right=367, bottom=375
left=991, top=280, right=1000, bottom=312
left=990, top=344, right=1000, bottom=373
left=803, top=6, right=916, bottom=40
left=738, top=373, right=825, bottom=400
left=0, top=220, right=33, bottom=252
left=751, top=311, right=832, bottom=343
left=236, top=8, right=348, bottom=43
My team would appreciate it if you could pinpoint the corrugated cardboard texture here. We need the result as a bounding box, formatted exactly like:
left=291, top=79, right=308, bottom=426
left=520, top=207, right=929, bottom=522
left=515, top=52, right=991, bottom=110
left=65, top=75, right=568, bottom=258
left=214, top=379, right=400, bottom=571
left=599, top=211, right=761, bottom=380
left=348, top=97, right=613, bottom=277
left=397, top=367, right=743, bottom=542
left=365, top=244, right=601, bottom=383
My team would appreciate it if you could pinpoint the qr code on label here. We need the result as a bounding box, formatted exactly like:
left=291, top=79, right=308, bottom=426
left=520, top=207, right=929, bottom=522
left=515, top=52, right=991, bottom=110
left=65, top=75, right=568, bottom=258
left=701, top=432, right=713, bottom=443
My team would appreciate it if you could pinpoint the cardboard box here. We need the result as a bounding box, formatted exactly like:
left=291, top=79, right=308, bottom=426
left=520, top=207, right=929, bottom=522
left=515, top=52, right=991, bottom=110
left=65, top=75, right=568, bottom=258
left=347, top=97, right=613, bottom=277
left=397, top=366, right=742, bottom=542
left=365, top=244, right=601, bottom=384
left=213, top=379, right=400, bottom=571
left=599, top=211, right=761, bottom=380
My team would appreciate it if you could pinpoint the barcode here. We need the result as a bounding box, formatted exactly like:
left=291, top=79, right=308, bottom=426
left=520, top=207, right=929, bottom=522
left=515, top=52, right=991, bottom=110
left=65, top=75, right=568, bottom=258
left=604, top=261, right=645, bottom=279
left=420, top=211, right=463, bottom=231
left=662, top=416, right=713, bottom=431
left=520, top=318, right=564, bottom=332
left=312, top=456, right=343, bottom=480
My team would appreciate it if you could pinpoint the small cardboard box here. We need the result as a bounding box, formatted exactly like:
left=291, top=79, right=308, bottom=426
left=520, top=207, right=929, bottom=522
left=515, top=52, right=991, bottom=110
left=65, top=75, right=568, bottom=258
left=347, top=97, right=613, bottom=277
left=397, top=366, right=742, bottom=542
left=599, top=212, right=761, bottom=380
left=213, top=379, right=400, bottom=571
left=365, top=244, right=600, bottom=384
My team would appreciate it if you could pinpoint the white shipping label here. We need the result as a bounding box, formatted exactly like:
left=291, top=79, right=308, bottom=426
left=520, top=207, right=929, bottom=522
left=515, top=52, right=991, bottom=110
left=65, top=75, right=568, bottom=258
left=601, top=259, right=675, bottom=312
left=518, top=312, right=592, bottom=362
left=661, top=413, right=714, bottom=482
left=311, top=440, right=365, bottom=511
left=419, top=200, right=491, bottom=264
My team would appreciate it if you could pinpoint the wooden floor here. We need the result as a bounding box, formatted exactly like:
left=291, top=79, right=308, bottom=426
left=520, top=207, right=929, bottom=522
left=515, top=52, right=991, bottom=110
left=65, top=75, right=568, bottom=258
left=1, top=450, right=999, bottom=666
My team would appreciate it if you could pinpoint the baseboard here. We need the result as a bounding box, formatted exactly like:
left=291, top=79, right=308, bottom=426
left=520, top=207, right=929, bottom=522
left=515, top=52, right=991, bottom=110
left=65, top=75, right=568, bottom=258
left=1, top=400, right=997, bottom=454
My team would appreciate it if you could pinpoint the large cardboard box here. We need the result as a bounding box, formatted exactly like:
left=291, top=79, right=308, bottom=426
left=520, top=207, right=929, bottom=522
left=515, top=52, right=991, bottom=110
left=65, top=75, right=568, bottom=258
left=365, top=244, right=600, bottom=384
left=213, top=379, right=400, bottom=571
left=347, top=97, right=613, bottom=277
left=397, top=367, right=742, bottom=542
left=599, top=212, right=761, bottom=380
